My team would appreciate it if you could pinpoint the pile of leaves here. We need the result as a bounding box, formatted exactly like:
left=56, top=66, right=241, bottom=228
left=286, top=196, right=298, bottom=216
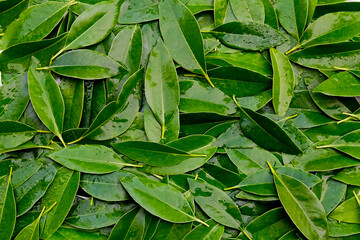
left=1, top=0, right=360, bottom=239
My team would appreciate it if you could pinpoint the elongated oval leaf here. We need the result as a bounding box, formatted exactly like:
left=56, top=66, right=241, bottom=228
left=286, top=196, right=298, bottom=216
left=28, top=57, right=65, bottom=145
left=2, top=1, right=70, bottom=48
left=47, top=145, right=129, bottom=174
left=270, top=48, right=295, bottom=116
left=182, top=219, right=224, bottom=240
left=0, top=121, right=36, bottom=150
left=210, top=21, right=286, bottom=51
left=48, top=49, right=125, bottom=80
left=145, top=39, right=179, bottom=141
left=119, top=172, right=200, bottom=224
left=230, top=0, right=265, bottom=23
left=40, top=168, right=80, bottom=239
left=188, top=179, right=243, bottom=229
left=269, top=164, right=328, bottom=240
left=313, top=71, right=360, bottom=97
left=112, top=141, right=194, bottom=167
left=0, top=172, right=16, bottom=240
left=330, top=197, right=360, bottom=224
left=159, top=0, right=212, bottom=85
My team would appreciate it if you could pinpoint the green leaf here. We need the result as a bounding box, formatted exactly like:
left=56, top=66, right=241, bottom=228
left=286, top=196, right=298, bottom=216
left=277, top=0, right=309, bottom=40
left=240, top=208, right=295, bottom=240
left=28, top=57, right=65, bottom=146
left=188, top=179, right=243, bottom=229
left=47, top=49, right=126, bottom=80
left=40, top=168, right=79, bottom=239
left=210, top=21, right=286, bottom=51
left=65, top=198, right=135, bottom=229
left=47, top=226, right=108, bottom=240
left=56, top=0, right=123, bottom=56
left=288, top=42, right=360, bottom=71
left=0, top=171, right=16, bottom=240
left=234, top=101, right=302, bottom=154
left=313, top=71, right=360, bottom=97
left=230, top=0, right=265, bottom=23
left=0, top=0, right=29, bottom=33
left=1, top=1, right=70, bottom=48
left=119, top=172, right=202, bottom=224
left=261, top=0, right=279, bottom=30
left=214, top=0, right=229, bottom=27
left=318, top=129, right=360, bottom=159
left=330, top=197, right=360, bottom=224
left=206, top=51, right=272, bottom=77
left=333, top=166, right=360, bottom=186
left=149, top=219, right=192, bottom=240
left=14, top=206, right=45, bottom=240
left=180, top=80, right=237, bottom=115
left=296, top=12, right=360, bottom=50
left=112, top=141, right=199, bottom=167
left=59, top=78, right=84, bottom=130
left=15, top=161, right=58, bottom=217
left=80, top=171, right=129, bottom=202
left=0, top=34, right=67, bottom=74
left=109, top=24, right=142, bottom=75
left=119, top=0, right=159, bottom=24
left=108, top=207, right=146, bottom=240
left=268, top=164, right=329, bottom=240
left=47, top=145, right=132, bottom=174
left=0, top=121, right=36, bottom=150
left=141, top=135, right=217, bottom=175
left=145, top=39, right=180, bottom=141
left=270, top=48, right=295, bottom=116
left=159, top=0, right=213, bottom=86
left=86, top=68, right=143, bottom=141
left=182, top=219, right=224, bottom=240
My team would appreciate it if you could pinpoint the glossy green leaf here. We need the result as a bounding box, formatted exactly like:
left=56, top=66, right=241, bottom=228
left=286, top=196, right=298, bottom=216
left=328, top=219, right=360, bottom=237
left=28, top=57, right=65, bottom=145
left=86, top=68, right=143, bottom=141
left=313, top=71, right=360, bottom=97
left=269, top=164, right=328, bottom=240
left=0, top=73, right=29, bottom=121
left=108, top=24, right=142, bottom=75
left=180, top=80, right=237, bottom=115
left=47, top=145, right=131, bottom=174
left=2, top=1, right=70, bottom=48
left=108, top=207, right=146, bottom=240
left=210, top=21, right=286, bottom=51
left=295, top=12, right=360, bottom=50
left=58, top=0, right=123, bottom=54
left=0, top=0, right=29, bottom=33
left=0, top=171, right=16, bottom=240
left=59, top=78, right=84, bottom=130
left=270, top=48, right=295, bottom=116
left=159, top=0, right=213, bottom=86
left=188, top=179, right=243, bottom=229
left=0, top=121, right=36, bottom=150
left=112, top=141, right=197, bottom=167
left=277, top=0, right=309, bottom=40
left=119, top=172, right=202, bottom=224
left=119, top=0, right=159, bottom=24
left=80, top=171, right=129, bottom=201
left=289, top=42, right=360, bottom=71
left=14, top=207, right=45, bottom=240
left=47, top=49, right=125, bottom=80
left=149, top=219, right=192, bottom=240
left=214, top=123, right=256, bottom=148
left=183, top=219, right=224, bottom=240
left=318, top=129, right=360, bottom=159
left=333, top=166, right=360, bottom=186
left=330, top=196, right=360, bottom=224
left=141, top=135, right=217, bottom=175
left=206, top=51, right=272, bottom=76
left=235, top=104, right=302, bottom=154
left=261, top=0, right=279, bottom=30
left=230, top=0, right=265, bottom=23
left=14, top=161, right=58, bottom=217
left=145, top=39, right=179, bottom=141
left=40, top=168, right=79, bottom=239
left=292, top=146, right=360, bottom=171
left=47, top=226, right=108, bottom=240
left=0, top=34, right=67, bottom=73
left=240, top=208, right=295, bottom=240
left=214, top=0, right=229, bottom=27
left=65, top=198, right=135, bottom=229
